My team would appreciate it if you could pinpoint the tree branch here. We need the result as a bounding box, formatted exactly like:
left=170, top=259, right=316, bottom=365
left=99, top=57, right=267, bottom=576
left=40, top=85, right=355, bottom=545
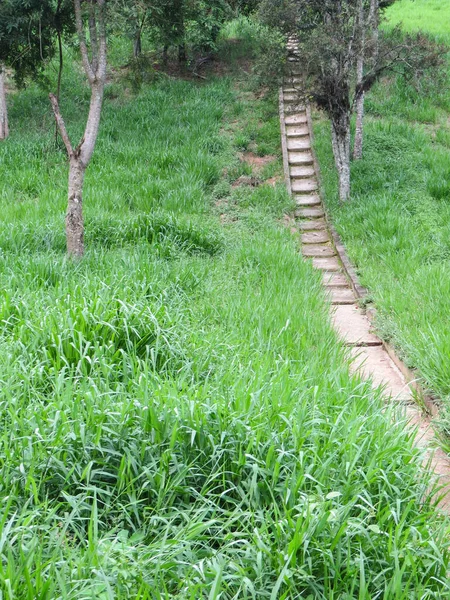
left=88, top=1, right=99, bottom=73
left=74, top=0, right=95, bottom=83
left=49, top=93, right=73, bottom=157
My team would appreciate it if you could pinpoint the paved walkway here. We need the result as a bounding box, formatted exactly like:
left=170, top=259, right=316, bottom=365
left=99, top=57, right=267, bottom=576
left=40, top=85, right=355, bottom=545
left=281, top=38, right=450, bottom=512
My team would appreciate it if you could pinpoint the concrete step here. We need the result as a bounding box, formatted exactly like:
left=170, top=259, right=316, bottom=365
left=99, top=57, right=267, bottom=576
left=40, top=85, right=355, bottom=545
left=288, top=152, right=314, bottom=166
left=296, top=207, right=324, bottom=219
left=303, top=245, right=336, bottom=258
left=287, top=139, right=311, bottom=151
left=295, top=194, right=321, bottom=207
left=332, top=305, right=381, bottom=347
left=285, top=104, right=306, bottom=114
left=326, top=287, right=355, bottom=305
left=298, top=219, right=326, bottom=231
left=322, top=272, right=348, bottom=287
left=285, top=114, right=307, bottom=125
left=291, top=179, right=317, bottom=193
left=286, top=125, right=309, bottom=137
left=313, top=257, right=342, bottom=272
left=290, top=166, right=315, bottom=178
left=350, top=346, right=411, bottom=400
left=302, top=231, right=330, bottom=244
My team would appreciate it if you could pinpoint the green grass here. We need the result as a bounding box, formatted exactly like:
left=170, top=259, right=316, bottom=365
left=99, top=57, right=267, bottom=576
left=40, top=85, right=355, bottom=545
left=313, top=0, right=450, bottom=441
left=386, top=0, right=450, bottom=40
left=0, top=31, right=449, bottom=598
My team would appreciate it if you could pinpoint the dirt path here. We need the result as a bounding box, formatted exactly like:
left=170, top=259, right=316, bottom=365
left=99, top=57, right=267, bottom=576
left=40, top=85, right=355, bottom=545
left=281, top=39, right=450, bottom=513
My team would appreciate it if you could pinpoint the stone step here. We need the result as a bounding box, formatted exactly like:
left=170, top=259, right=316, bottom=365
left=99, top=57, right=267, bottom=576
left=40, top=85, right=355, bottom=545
left=291, top=179, right=317, bottom=193
left=286, top=126, right=309, bottom=137
left=326, top=287, right=355, bottom=305
left=332, top=305, right=381, bottom=347
left=322, top=272, right=348, bottom=287
left=290, top=166, right=315, bottom=178
left=302, top=230, right=330, bottom=244
left=350, top=346, right=411, bottom=400
left=288, top=56, right=299, bottom=62
left=303, top=245, right=335, bottom=258
left=313, top=257, right=341, bottom=272
left=283, top=88, right=300, bottom=94
left=298, top=219, right=326, bottom=231
left=296, top=207, right=324, bottom=219
left=295, top=194, right=321, bottom=207
left=287, top=139, right=311, bottom=151
left=285, top=104, right=306, bottom=114
left=284, top=93, right=300, bottom=102
left=287, top=137, right=311, bottom=150
left=288, top=152, right=314, bottom=166
left=285, top=114, right=307, bottom=125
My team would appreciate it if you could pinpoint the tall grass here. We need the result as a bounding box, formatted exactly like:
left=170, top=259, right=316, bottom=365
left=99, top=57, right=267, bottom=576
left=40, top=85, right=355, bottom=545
left=0, top=30, right=449, bottom=598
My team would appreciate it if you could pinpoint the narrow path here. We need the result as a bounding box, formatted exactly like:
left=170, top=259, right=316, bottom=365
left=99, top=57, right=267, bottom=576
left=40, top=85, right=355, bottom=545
left=281, top=39, right=450, bottom=513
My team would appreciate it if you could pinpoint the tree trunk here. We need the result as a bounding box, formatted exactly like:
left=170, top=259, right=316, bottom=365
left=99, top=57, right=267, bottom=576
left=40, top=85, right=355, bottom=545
left=353, top=0, right=365, bottom=160
left=133, top=28, right=142, bottom=58
left=0, top=67, right=9, bottom=140
left=67, top=159, right=86, bottom=257
left=50, top=0, right=107, bottom=258
left=354, top=0, right=379, bottom=160
left=332, top=114, right=351, bottom=202
left=178, top=43, right=187, bottom=64
left=353, top=65, right=365, bottom=160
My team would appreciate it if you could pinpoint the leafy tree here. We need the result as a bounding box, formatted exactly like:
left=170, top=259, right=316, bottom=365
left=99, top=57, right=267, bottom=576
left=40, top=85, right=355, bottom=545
left=0, top=0, right=74, bottom=138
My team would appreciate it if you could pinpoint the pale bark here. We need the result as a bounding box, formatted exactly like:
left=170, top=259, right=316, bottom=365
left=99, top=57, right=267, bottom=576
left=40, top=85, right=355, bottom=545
left=67, top=159, right=86, bottom=257
left=50, top=0, right=107, bottom=258
left=353, top=0, right=366, bottom=160
left=353, top=0, right=379, bottom=160
left=332, top=114, right=351, bottom=202
left=0, top=66, right=9, bottom=140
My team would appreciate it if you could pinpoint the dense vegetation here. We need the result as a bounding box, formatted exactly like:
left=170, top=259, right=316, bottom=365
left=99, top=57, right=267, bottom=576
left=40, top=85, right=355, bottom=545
left=0, top=5, right=449, bottom=599
left=313, top=0, right=450, bottom=445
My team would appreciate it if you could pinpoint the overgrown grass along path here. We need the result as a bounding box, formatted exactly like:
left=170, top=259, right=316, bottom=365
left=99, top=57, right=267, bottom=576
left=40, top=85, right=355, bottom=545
left=0, top=38, right=449, bottom=597
left=313, top=0, right=450, bottom=447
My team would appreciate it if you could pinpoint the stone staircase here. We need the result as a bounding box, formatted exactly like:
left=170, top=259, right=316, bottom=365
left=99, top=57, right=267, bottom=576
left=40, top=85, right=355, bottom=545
left=280, top=38, right=450, bottom=511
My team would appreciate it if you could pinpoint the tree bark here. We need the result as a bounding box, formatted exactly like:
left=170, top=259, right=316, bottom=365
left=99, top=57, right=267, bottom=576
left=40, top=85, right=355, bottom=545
left=0, top=66, right=9, bottom=140
left=67, top=159, right=86, bottom=257
left=332, top=114, right=351, bottom=202
left=353, top=0, right=379, bottom=160
left=133, top=29, right=142, bottom=58
left=353, top=0, right=366, bottom=160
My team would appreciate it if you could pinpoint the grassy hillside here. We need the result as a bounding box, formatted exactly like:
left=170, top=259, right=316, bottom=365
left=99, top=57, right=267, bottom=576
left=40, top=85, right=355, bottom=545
left=313, top=0, right=450, bottom=442
left=386, top=0, right=450, bottom=39
left=0, top=31, right=449, bottom=598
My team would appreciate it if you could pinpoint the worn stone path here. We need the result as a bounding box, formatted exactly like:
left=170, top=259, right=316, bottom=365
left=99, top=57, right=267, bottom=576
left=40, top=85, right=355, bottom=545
left=281, top=39, right=450, bottom=512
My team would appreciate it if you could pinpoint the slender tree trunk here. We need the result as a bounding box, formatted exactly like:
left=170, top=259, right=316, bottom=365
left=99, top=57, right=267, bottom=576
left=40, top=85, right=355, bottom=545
left=133, top=28, right=142, bottom=58
left=50, top=0, right=107, bottom=258
left=332, top=114, right=351, bottom=202
left=67, top=159, right=86, bottom=257
left=354, top=0, right=379, bottom=160
left=353, top=62, right=365, bottom=159
left=55, top=30, right=64, bottom=142
left=353, top=0, right=365, bottom=160
left=0, top=66, right=9, bottom=140
left=178, top=43, right=186, bottom=64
